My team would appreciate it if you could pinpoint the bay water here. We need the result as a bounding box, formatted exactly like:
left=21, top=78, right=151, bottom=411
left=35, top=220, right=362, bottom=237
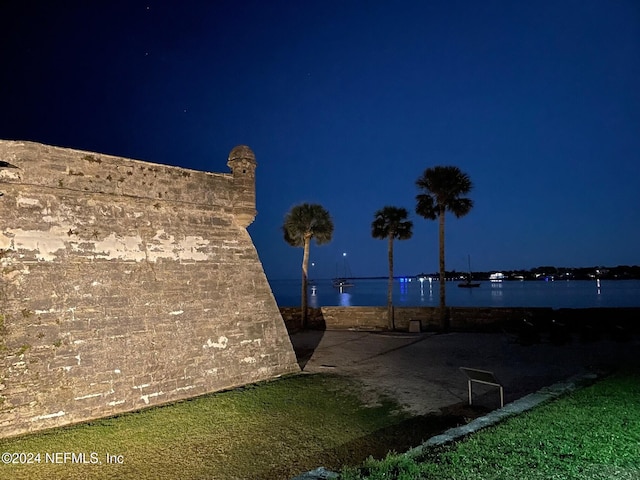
left=270, top=278, right=640, bottom=309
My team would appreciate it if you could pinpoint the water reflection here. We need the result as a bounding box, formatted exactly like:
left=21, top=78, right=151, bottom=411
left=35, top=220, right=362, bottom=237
left=309, top=285, right=319, bottom=308
left=309, top=295, right=320, bottom=308
left=418, top=277, right=434, bottom=302
left=399, top=278, right=409, bottom=302
left=339, top=292, right=351, bottom=306
left=274, top=278, right=640, bottom=309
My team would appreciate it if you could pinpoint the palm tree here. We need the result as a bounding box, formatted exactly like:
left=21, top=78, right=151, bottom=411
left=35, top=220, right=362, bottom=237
left=371, top=206, right=413, bottom=330
left=415, top=166, right=473, bottom=332
left=283, top=203, right=334, bottom=329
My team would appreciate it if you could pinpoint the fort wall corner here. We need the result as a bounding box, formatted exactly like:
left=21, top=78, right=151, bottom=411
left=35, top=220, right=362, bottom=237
left=0, top=140, right=298, bottom=438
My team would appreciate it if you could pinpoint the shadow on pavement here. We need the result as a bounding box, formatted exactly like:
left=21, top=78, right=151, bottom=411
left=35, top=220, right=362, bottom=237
left=290, top=330, right=326, bottom=369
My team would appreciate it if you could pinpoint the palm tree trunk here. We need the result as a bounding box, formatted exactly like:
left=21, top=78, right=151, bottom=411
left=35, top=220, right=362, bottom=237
left=438, top=207, right=448, bottom=332
left=301, top=235, right=310, bottom=329
left=387, top=235, right=394, bottom=330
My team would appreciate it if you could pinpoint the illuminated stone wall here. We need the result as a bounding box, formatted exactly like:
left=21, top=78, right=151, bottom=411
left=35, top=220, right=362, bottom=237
left=0, top=140, right=298, bottom=438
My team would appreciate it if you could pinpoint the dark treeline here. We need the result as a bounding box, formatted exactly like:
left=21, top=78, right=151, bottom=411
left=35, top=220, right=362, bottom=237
left=414, top=265, right=640, bottom=281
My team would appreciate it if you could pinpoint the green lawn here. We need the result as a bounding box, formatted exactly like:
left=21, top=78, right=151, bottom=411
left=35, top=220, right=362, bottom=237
left=5, top=370, right=637, bottom=480
left=0, top=373, right=458, bottom=480
left=341, top=369, right=640, bottom=479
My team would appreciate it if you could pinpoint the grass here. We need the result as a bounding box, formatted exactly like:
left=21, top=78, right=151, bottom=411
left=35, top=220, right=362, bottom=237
left=0, top=373, right=466, bottom=480
left=340, top=369, right=640, bottom=479
left=5, top=368, right=636, bottom=480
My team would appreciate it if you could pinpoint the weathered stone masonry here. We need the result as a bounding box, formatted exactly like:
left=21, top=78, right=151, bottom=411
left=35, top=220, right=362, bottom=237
left=0, top=140, right=299, bottom=438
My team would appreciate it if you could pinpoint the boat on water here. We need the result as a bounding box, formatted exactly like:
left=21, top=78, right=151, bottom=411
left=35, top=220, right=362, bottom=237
left=490, top=272, right=505, bottom=283
left=458, top=255, right=480, bottom=288
left=458, top=279, right=481, bottom=288
left=332, top=253, right=355, bottom=290
left=332, top=278, right=354, bottom=288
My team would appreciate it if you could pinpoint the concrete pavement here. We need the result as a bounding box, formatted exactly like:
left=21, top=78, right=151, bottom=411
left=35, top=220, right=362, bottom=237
left=289, top=329, right=639, bottom=415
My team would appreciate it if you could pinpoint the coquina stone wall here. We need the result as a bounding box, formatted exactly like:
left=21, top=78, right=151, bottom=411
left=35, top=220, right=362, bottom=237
left=0, top=140, right=299, bottom=439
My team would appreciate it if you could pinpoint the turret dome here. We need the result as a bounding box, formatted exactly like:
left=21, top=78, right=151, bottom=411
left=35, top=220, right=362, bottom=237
left=227, top=145, right=256, bottom=164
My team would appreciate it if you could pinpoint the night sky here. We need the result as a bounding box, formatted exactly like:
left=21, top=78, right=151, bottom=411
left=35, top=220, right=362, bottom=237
left=2, top=1, right=639, bottom=280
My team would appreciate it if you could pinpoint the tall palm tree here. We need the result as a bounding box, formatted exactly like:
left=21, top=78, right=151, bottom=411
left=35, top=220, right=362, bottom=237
left=283, top=203, right=334, bottom=329
left=371, top=206, right=413, bottom=330
left=415, top=166, right=473, bottom=332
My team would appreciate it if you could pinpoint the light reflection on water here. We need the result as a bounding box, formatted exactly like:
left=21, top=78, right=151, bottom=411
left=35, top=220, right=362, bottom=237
left=271, top=278, right=640, bottom=309
left=339, top=292, right=351, bottom=306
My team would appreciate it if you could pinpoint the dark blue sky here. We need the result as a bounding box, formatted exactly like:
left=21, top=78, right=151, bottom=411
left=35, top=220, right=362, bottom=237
left=2, top=1, right=639, bottom=279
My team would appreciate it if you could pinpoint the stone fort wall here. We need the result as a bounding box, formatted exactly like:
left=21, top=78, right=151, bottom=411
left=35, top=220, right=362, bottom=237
left=0, top=140, right=299, bottom=439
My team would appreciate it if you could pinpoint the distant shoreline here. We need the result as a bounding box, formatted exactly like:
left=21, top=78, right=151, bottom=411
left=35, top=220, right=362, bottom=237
left=273, top=275, right=640, bottom=282
left=288, top=265, right=640, bottom=282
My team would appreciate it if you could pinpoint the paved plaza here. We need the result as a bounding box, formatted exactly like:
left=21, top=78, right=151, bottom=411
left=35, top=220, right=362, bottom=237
left=290, top=329, right=640, bottom=415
